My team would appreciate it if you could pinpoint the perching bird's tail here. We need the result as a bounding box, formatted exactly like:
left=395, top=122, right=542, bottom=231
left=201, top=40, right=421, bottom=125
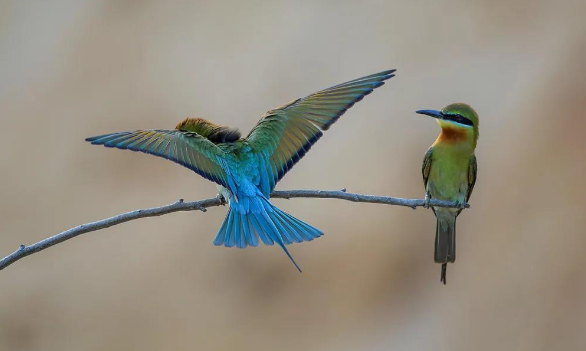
left=213, top=196, right=323, bottom=272
left=435, top=213, right=456, bottom=284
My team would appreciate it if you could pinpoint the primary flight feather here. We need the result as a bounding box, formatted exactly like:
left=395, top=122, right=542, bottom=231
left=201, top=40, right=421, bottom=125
left=86, top=69, right=396, bottom=271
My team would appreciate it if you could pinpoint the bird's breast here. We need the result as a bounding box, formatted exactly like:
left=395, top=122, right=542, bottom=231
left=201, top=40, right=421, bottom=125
left=427, top=150, right=470, bottom=201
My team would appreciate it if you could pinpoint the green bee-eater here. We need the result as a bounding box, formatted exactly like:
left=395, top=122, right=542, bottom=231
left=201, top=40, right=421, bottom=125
left=417, top=103, right=478, bottom=284
left=86, top=70, right=395, bottom=271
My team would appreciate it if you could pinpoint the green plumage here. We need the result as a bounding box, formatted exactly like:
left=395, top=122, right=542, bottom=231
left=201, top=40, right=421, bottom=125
left=418, top=103, right=479, bottom=284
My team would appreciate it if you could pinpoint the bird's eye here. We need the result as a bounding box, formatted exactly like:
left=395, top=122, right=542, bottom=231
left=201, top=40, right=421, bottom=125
left=447, top=114, right=473, bottom=126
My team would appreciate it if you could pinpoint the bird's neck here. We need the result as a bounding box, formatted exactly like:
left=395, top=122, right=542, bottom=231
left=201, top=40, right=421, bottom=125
left=433, top=126, right=476, bottom=152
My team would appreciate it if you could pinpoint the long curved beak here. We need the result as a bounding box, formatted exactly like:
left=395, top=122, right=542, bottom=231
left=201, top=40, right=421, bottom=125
left=416, top=109, right=444, bottom=120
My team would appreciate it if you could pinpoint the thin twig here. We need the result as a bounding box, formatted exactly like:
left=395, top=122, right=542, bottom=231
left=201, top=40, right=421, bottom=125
left=0, top=189, right=468, bottom=271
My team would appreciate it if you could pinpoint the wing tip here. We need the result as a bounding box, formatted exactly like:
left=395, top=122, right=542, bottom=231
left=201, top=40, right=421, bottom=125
left=85, top=132, right=129, bottom=145
left=378, top=69, right=396, bottom=82
left=85, top=135, right=109, bottom=144
left=380, top=68, right=397, bottom=76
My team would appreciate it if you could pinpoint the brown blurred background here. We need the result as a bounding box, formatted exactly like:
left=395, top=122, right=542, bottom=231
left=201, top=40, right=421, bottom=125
left=1, top=0, right=585, bottom=350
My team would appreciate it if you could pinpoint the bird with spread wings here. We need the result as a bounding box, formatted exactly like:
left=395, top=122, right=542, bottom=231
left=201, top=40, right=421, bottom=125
left=86, top=69, right=395, bottom=271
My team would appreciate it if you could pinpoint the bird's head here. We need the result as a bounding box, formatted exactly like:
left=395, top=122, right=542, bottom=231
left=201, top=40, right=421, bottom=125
left=416, top=103, right=479, bottom=143
left=176, top=117, right=241, bottom=144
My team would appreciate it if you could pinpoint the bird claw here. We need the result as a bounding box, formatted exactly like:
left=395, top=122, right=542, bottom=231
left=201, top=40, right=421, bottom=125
left=456, top=200, right=467, bottom=210
left=424, top=192, right=431, bottom=209
left=216, top=193, right=227, bottom=205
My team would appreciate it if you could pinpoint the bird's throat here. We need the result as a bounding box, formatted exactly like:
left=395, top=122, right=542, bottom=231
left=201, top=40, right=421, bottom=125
left=436, top=126, right=471, bottom=144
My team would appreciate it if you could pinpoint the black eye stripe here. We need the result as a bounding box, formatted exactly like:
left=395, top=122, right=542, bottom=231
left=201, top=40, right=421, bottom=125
left=444, top=113, right=474, bottom=126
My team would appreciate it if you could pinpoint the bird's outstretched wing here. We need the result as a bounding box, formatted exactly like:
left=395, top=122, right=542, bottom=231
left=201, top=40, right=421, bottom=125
left=86, top=130, right=231, bottom=189
left=246, top=69, right=395, bottom=195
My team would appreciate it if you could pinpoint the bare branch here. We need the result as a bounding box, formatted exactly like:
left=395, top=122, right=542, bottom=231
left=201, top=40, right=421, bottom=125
left=0, top=189, right=468, bottom=271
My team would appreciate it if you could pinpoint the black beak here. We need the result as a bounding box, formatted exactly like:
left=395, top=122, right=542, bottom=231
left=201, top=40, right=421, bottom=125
left=416, top=109, right=444, bottom=119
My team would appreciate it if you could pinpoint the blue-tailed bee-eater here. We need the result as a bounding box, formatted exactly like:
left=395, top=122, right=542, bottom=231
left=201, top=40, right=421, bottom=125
left=86, top=70, right=396, bottom=271
left=417, top=103, right=478, bottom=284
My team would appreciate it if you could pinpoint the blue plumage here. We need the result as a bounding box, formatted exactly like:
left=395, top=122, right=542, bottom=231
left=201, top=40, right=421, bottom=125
left=213, top=192, right=322, bottom=272
left=86, top=69, right=395, bottom=271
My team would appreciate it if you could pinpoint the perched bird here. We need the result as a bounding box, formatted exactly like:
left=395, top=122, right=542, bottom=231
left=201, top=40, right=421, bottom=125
left=417, top=103, right=478, bottom=284
left=86, top=69, right=395, bottom=271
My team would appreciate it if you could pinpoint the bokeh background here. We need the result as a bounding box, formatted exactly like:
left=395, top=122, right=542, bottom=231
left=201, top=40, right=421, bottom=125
left=1, top=0, right=585, bottom=350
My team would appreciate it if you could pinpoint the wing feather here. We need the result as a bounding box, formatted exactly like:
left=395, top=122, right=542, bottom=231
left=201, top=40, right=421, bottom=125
left=86, top=130, right=230, bottom=188
left=247, top=69, right=395, bottom=194
left=422, top=148, right=433, bottom=189
left=467, top=154, right=477, bottom=202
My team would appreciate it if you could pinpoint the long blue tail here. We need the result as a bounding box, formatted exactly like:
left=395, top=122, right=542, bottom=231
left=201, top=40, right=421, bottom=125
left=213, top=196, right=323, bottom=272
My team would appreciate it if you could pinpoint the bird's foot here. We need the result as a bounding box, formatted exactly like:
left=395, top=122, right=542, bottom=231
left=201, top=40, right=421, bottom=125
left=424, top=192, right=431, bottom=209
left=455, top=200, right=467, bottom=210
left=216, top=193, right=227, bottom=205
